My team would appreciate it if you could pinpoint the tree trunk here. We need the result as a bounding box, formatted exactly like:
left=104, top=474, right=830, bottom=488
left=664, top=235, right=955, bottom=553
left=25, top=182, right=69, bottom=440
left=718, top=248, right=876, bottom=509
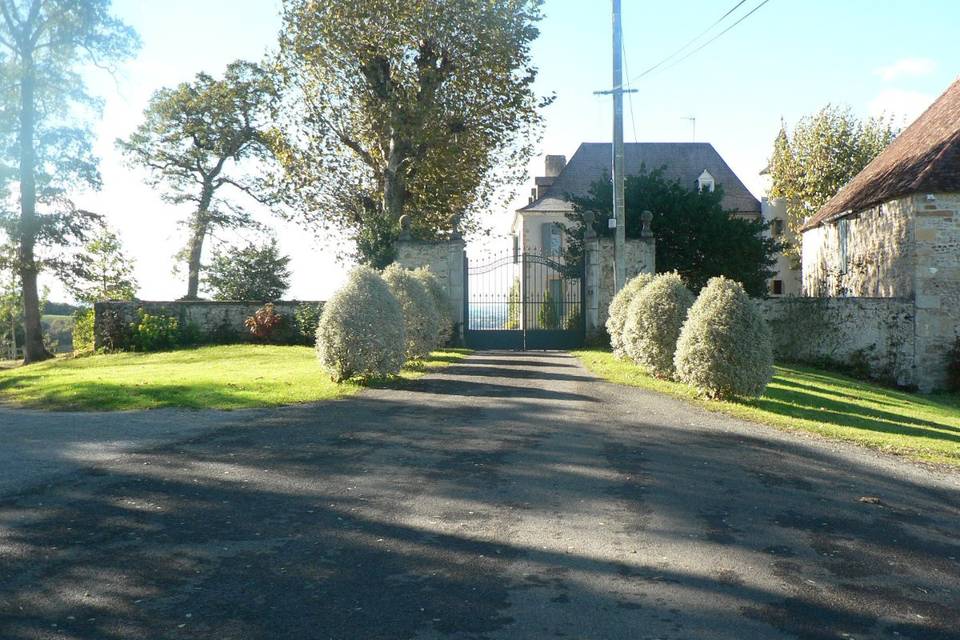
left=382, top=141, right=405, bottom=226
left=183, top=182, right=214, bottom=300
left=17, top=53, right=52, bottom=364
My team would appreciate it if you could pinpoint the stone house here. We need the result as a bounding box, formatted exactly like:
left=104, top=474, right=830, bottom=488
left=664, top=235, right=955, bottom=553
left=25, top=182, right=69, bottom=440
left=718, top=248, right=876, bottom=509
left=512, top=142, right=761, bottom=259
left=797, top=77, right=960, bottom=390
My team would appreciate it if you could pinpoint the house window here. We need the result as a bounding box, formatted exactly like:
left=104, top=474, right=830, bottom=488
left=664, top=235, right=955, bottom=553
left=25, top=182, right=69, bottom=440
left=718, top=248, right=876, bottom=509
left=772, top=280, right=783, bottom=295
left=541, top=222, right=562, bottom=257
left=837, top=218, right=850, bottom=274
left=697, top=169, right=715, bottom=193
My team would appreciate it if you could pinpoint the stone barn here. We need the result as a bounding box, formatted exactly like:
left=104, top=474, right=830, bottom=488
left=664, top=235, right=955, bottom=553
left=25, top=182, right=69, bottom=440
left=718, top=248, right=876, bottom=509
left=797, top=77, right=960, bottom=391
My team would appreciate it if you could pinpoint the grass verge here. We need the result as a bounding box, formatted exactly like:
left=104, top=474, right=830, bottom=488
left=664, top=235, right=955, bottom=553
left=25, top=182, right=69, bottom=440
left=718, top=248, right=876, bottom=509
left=574, top=349, right=960, bottom=468
left=0, top=345, right=470, bottom=412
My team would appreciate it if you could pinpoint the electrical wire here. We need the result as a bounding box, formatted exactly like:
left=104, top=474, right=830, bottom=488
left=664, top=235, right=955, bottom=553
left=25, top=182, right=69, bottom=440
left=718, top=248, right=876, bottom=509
left=656, top=0, right=773, bottom=75
left=622, top=41, right=639, bottom=143
left=630, top=0, right=749, bottom=82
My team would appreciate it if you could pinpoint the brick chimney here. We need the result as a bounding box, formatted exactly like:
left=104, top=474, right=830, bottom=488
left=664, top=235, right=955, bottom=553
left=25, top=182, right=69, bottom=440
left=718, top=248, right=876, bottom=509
left=535, top=154, right=566, bottom=199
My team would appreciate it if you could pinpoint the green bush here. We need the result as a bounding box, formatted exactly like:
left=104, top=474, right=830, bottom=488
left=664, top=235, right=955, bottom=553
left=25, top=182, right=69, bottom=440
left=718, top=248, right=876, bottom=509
left=72, top=309, right=95, bottom=353
left=382, top=263, right=440, bottom=359
left=674, top=276, right=774, bottom=399
left=538, top=288, right=561, bottom=329
left=413, top=268, right=453, bottom=346
left=623, top=272, right=694, bottom=378
left=129, top=310, right=180, bottom=352
left=294, top=302, right=324, bottom=344
left=316, top=266, right=406, bottom=382
left=946, top=337, right=960, bottom=393
left=606, top=272, right=655, bottom=359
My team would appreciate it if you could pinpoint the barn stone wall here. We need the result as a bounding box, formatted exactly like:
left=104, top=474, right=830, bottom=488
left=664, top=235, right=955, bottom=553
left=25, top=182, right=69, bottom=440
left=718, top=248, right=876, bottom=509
left=798, top=191, right=960, bottom=391
left=758, top=297, right=916, bottom=387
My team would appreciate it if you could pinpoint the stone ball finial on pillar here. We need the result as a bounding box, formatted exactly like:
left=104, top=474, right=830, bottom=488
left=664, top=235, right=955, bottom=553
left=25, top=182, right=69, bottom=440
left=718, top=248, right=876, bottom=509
left=640, top=210, right=654, bottom=238
left=583, top=210, right=597, bottom=239
left=398, top=214, right=412, bottom=240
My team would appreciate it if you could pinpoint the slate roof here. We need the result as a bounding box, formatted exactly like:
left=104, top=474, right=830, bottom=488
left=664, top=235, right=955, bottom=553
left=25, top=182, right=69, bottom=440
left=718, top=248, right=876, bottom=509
left=519, top=142, right=760, bottom=215
left=803, top=77, right=960, bottom=231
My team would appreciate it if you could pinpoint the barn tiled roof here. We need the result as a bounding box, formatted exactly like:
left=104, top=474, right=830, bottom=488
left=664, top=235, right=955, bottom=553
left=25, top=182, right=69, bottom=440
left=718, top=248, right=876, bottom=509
left=803, top=77, right=960, bottom=231
left=519, top=142, right=760, bottom=215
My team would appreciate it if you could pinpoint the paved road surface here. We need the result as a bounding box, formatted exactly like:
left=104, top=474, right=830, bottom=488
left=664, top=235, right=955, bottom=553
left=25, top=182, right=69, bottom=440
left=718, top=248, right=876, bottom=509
left=0, top=352, right=957, bottom=639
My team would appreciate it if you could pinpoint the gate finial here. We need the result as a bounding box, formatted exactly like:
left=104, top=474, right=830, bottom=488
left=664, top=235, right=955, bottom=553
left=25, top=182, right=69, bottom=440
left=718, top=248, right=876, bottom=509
left=640, top=210, right=654, bottom=238
left=583, top=210, right=597, bottom=240
left=398, top=214, right=412, bottom=240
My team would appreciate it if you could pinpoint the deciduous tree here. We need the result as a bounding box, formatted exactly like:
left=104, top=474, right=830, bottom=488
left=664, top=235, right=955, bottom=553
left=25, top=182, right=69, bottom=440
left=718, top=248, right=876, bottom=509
left=118, top=60, right=279, bottom=299
left=275, top=0, right=549, bottom=267
left=0, top=0, right=138, bottom=363
left=204, top=238, right=291, bottom=302
left=63, top=226, right=138, bottom=304
left=768, top=105, right=897, bottom=259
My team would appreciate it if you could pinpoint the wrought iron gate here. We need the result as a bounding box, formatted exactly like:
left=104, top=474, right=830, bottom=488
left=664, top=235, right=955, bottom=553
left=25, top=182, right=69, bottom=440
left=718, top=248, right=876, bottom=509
left=464, top=249, right=584, bottom=350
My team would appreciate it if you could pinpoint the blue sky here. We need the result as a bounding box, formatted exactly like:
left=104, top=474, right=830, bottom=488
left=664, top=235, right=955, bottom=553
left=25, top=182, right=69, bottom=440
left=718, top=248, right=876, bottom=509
left=66, top=0, right=960, bottom=302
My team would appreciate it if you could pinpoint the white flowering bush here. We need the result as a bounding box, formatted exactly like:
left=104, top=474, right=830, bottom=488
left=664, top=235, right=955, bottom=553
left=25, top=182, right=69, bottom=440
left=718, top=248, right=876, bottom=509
left=674, top=276, right=774, bottom=399
left=413, top=267, right=454, bottom=346
left=606, top=272, right=655, bottom=358
left=316, top=266, right=405, bottom=382
left=623, top=272, right=694, bottom=378
left=382, top=263, right=441, bottom=359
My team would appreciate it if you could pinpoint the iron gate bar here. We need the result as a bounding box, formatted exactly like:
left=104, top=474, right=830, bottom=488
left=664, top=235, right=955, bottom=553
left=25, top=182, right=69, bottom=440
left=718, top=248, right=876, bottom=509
left=464, top=248, right=584, bottom=350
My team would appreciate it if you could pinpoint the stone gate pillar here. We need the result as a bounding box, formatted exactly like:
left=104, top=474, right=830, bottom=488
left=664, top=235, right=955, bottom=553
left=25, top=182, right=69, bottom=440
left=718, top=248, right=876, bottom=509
left=394, top=232, right=467, bottom=343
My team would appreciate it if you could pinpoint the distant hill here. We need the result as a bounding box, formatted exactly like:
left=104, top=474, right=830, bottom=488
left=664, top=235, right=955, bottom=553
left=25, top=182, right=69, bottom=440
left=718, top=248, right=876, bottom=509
left=44, top=301, right=82, bottom=316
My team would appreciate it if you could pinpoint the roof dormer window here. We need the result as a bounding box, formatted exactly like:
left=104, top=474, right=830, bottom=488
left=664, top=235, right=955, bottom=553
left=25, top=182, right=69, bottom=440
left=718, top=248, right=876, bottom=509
left=697, top=169, right=715, bottom=193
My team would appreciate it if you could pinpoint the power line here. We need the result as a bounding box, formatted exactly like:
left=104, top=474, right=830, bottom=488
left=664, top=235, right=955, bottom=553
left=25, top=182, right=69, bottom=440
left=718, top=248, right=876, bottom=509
left=630, top=0, right=749, bottom=82
left=656, top=0, right=774, bottom=76
left=622, top=41, right=639, bottom=143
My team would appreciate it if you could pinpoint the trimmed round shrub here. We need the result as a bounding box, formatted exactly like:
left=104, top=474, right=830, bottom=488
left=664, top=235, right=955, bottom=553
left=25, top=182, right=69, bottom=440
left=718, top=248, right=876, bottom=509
left=674, top=276, right=774, bottom=399
left=606, top=272, right=655, bottom=358
left=316, top=266, right=405, bottom=381
left=413, top=267, right=454, bottom=347
left=622, top=272, right=695, bottom=378
left=382, top=263, right=441, bottom=359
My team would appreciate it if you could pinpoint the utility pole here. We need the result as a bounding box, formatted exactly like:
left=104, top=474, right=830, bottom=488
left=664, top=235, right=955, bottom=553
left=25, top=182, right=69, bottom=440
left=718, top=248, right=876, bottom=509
left=595, top=0, right=635, bottom=293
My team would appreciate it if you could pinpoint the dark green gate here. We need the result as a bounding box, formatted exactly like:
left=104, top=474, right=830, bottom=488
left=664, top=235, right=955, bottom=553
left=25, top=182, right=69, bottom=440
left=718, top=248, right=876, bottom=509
left=464, top=249, right=584, bottom=350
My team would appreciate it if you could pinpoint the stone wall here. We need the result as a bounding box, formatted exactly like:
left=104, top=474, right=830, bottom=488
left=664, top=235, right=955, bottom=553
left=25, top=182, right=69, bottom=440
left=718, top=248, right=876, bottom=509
left=799, top=191, right=960, bottom=391
left=94, top=300, right=322, bottom=349
left=758, top=297, right=916, bottom=387
left=394, top=239, right=466, bottom=339
left=912, top=192, right=960, bottom=390
left=584, top=236, right=656, bottom=338
left=801, top=196, right=915, bottom=297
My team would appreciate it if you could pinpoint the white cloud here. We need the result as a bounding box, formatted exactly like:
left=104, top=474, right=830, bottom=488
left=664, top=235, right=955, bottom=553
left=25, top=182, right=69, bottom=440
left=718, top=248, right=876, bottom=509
left=873, top=57, right=936, bottom=82
left=869, top=89, right=933, bottom=125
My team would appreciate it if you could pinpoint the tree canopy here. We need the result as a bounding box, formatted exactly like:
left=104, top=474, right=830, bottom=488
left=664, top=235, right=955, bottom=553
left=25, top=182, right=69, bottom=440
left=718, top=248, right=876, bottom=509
left=565, top=167, right=779, bottom=296
left=275, top=0, right=550, bottom=267
left=768, top=105, right=897, bottom=259
left=0, top=0, right=139, bottom=362
left=204, top=238, right=291, bottom=302
left=118, top=60, right=279, bottom=299
left=63, top=226, right=138, bottom=304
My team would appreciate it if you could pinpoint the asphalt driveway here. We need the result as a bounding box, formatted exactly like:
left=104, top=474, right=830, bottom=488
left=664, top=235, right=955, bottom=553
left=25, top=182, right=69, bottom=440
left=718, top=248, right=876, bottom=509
left=0, top=351, right=957, bottom=639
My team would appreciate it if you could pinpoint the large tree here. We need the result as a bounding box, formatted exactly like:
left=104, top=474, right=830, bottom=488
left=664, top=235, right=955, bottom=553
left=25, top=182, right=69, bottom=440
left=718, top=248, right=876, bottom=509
left=565, top=168, right=779, bottom=297
left=768, top=105, right=898, bottom=260
left=204, top=238, right=291, bottom=302
left=118, top=60, right=279, bottom=300
left=275, top=0, right=549, bottom=267
left=0, top=0, right=138, bottom=363
left=63, top=226, right=138, bottom=304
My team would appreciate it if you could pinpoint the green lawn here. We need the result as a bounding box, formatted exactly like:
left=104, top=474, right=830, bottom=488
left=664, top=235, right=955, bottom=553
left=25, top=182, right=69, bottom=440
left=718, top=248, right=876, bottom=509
left=0, top=345, right=469, bottom=412
left=575, top=349, right=960, bottom=467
